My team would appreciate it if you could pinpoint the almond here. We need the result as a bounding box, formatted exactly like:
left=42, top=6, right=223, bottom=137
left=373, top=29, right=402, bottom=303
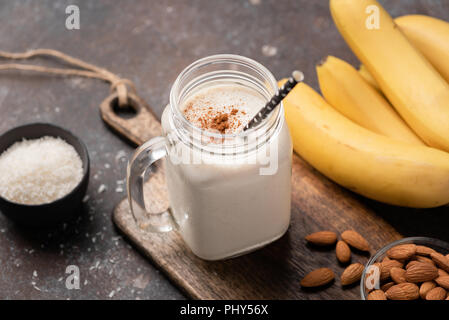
left=431, top=252, right=449, bottom=272
left=405, top=262, right=438, bottom=283
left=341, top=263, right=364, bottom=286
left=390, top=267, right=406, bottom=284
left=387, top=244, right=416, bottom=260
left=406, top=260, right=420, bottom=270
left=415, top=255, right=436, bottom=266
left=305, top=231, right=337, bottom=246
left=301, top=268, right=334, bottom=288
left=419, top=281, right=436, bottom=299
left=367, top=290, right=387, bottom=300
left=380, top=259, right=403, bottom=280
left=415, top=245, right=437, bottom=257
left=438, top=268, right=449, bottom=277
left=336, top=240, right=351, bottom=264
left=426, top=287, right=447, bottom=300
left=385, top=283, right=419, bottom=300
left=435, top=276, right=449, bottom=290
left=341, top=230, right=370, bottom=252
left=381, top=281, right=395, bottom=292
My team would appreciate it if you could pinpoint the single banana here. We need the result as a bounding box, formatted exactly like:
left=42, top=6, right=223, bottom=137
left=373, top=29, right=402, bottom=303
left=282, top=81, right=449, bottom=208
left=330, top=0, right=449, bottom=152
left=358, top=64, right=380, bottom=91
left=396, top=15, right=449, bottom=84
left=359, top=15, right=449, bottom=89
left=317, top=56, right=424, bottom=145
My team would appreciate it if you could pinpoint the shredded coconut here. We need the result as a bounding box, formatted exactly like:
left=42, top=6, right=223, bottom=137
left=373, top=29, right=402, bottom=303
left=0, top=136, right=83, bottom=205
left=98, top=184, right=107, bottom=193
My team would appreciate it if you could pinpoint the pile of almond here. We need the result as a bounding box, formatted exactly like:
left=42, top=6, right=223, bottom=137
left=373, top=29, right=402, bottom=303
left=366, top=244, right=449, bottom=300
left=300, top=232, right=449, bottom=300
left=300, top=230, right=370, bottom=288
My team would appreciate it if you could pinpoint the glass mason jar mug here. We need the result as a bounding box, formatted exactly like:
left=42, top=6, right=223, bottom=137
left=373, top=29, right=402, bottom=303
left=127, top=54, right=292, bottom=260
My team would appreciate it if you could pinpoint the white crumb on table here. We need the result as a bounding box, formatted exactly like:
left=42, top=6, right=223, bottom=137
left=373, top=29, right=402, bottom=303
left=262, top=44, right=278, bottom=57
left=97, top=184, right=107, bottom=193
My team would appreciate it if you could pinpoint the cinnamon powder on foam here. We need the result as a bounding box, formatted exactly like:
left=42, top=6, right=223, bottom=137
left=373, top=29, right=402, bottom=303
left=181, top=86, right=254, bottom=135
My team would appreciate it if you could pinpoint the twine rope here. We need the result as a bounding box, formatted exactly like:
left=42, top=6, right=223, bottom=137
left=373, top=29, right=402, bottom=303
left=0, top=48, right=136, bottom=107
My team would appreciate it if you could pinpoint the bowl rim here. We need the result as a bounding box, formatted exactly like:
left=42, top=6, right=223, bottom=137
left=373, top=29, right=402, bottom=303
left=0, top=122, right=90, bottom=208
left=360, top=236, right=449, bottom=300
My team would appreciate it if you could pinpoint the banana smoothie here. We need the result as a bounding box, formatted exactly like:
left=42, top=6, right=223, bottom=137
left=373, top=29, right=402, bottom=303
left=128, top=55, right=292, bottom=260
left=161, top=82, right=292, bottom=260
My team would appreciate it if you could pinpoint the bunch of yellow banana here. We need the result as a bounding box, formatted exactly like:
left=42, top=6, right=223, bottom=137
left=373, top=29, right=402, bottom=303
left=331, top=0, right=449, bottom=151
left=282, top=0, right=449, bottom=208
left=283, top=82, right=449, bottom=208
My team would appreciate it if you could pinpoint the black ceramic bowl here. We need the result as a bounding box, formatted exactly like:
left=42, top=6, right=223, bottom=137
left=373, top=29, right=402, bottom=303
left=0, top=123, right=90, bottom=227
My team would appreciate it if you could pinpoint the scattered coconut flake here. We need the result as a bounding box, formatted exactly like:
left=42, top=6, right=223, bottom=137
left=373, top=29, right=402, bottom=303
left=109, top=290, right=115, bottom=298
left=32, top=284, right=42, bottom=292
left=115, top=150, right=128, bottom=164
left=104, top=163, right=111, bottom=169
left=98, top=184, right=107, bottom=194
left=262, top=45, right=278, bottom=57
left=82, top=195, right=90, bottom=203
left=89, top=261, right=100, bottom=271
left=33, top=270, right=38, bottom=277
left=132, top=274, right=150, bottom=289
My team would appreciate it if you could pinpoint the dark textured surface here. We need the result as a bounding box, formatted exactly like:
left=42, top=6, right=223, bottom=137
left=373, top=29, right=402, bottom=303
left=0, top=0, right=449, bottom=300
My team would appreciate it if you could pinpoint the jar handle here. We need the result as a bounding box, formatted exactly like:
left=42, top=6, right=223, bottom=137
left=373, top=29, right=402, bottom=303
left=127, top=136, right=176, bottom=233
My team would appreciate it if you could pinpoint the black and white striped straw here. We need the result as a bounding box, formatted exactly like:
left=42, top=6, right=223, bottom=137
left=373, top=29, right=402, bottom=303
left=243, top=70, right=304, bottom=131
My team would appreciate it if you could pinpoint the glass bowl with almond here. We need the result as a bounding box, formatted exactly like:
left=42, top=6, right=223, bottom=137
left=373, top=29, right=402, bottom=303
left=361, top=237, right=449, bottom=300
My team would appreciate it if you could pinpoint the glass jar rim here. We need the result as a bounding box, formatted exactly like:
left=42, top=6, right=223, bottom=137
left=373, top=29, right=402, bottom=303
left=169, top=54, right=280, bottom=140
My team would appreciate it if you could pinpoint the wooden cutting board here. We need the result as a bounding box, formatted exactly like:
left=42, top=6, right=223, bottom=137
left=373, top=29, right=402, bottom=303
left=102, top=94, right=404, bottom=300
